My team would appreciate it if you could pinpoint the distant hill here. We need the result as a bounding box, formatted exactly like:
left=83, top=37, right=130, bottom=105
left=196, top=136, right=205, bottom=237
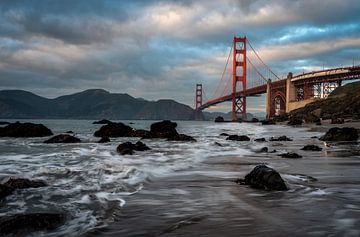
left=0, top=89, right=196, bottom=120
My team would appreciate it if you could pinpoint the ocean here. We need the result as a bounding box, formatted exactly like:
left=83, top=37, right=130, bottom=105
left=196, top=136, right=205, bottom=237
left=0, top=120, right=359, bottom=236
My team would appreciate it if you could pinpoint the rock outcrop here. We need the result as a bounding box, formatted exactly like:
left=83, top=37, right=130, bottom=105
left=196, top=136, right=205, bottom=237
left=319, top=127, right=358, bottom=141
left=44, top=134, right=81, bottom=143
left=226, top=135, right=250, bottom=141
left=94, top=122, right=133, bottom=137
left=0, top=178, right=47, bottom=200
left=236, top=165, right=288, bottom=191
left=0, top=122, right=53, bottom=137
left=116, top=141, right=151, bottom=155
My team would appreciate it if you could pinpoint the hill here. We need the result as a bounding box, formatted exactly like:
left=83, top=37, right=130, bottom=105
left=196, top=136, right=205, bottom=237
left=290, top=80, right=360, bottom=121
left=0, top=89, right=196, bottom=120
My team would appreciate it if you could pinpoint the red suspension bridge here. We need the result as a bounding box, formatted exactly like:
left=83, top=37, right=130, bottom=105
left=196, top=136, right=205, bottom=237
left=194, top=36, right=360, bottom=121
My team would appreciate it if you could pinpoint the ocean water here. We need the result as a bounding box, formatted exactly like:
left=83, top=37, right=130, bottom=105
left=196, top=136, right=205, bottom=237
left=0, top=120, right=359, bottom=237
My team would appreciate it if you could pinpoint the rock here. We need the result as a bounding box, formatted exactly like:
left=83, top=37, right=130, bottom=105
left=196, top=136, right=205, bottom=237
left=215, top=116, right=225, bottom=122
left=0, top=122, right=53, bottom=137
left=98, top=136, right=110, bottom=143
left=65, top=131, right=73, bottom=134
left=226, top=135, right=250, bottom=141
left=261, top=119, right=276, bottom=125
left=259, top=147, right=268, bottom=153
left=220, top=133, right=229, bottom=136
left=270, top=136, right=293, bottom=141
left=94, top=122, right=133, bottom=137
left=214, top=142, right=223, bottom=147
left=44, top=134, right=81, bottom=143
left=320, top=127, right=359, bottom=141
left=331, top=117, right=344, bottom=124
left=133, top=129, right=152, bottom=138
left=0, top=121, right=10, bottom=125
left=150, top=120, right=178, bottom=138
left=236, top=165, right=288, bottom=191
left=301, top=145, right=322, bottom=151
left=279, top=152, right=302, bottom=158
left=0, top=184, right=13, bottom=199
left=288, top=116, right=303, bottom=126
left=251, top=118, right=259, bottom=122
left=93, top=119, right=113, bottom=124
left=116, top=141, right=150, bottom=155
left=0, top=213, right=65, bottom=235
left=254, top=138, right=266, bottom=142
left=4, top=178, right=47, bottom=189
left=167, top=134, right=197, bottom=142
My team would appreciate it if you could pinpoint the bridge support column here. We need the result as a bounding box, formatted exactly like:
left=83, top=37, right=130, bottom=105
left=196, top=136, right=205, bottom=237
left=285, top=72, right=295, bottom=113
left=195, top=84, right=204, bottom=120
left=266, top=79, right=271, bottom=119
left=232, top=36, right=247, bottom=121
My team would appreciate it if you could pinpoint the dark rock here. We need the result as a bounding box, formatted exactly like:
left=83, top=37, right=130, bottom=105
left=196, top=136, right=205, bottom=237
left=251, top=118, right=259, bottom=122
left=65, top=131, right=73, bottom=134
left=0, top=213, right=65, bottom=235
left=226, top=135, right=250, bottom=141
left=215, top=116, right=224, bottom=122
left=259, top=147, right=268, bottom=153
left=273, top=114, right=289, bottom=122
left=270, top=136, right=293, bottom=141
left=220, top=133, right=229, bottom=136
left=301, top=145, right=322, bottom=151
left=93, top=119, right=113, bottom=124
left=0, top=122, right=53, bottom=137
left=214, top=142, right=223, bottom=147
left=94, top=122, right=133, bottom=137
left=331, top=117, right=344, bottom=124
left=288, top=116, right=303, bottom=126
left=261, top=119, right=276, bottom=125
left=254, top=138, right=266, bottom=142
left=0, top=121, right=10, bottom=125
left=98, top=136, right=110, bottom=143
left=116, top=141, right=150, bottom=155
left=279, top=152, right=302, bottom=158
left=0, top=184, right=13, bottom=199
left=311, top=136, right=318, bottom=138
left=167, top=134, right=196, bottom=142
left=44, top=134, right=81, bottom=143
left=133, top=129, right=151, bottom=138
left=320, top=127, right=359, bottom=141
left=150, top=120, right=178, bottom=138
left=4, top=178, right=47, bottom=189
left=236, top=164, right=288, bottom=191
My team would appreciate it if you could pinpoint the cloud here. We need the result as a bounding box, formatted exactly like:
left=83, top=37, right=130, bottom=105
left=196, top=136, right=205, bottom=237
left=0, top=0, right=359, bottom=111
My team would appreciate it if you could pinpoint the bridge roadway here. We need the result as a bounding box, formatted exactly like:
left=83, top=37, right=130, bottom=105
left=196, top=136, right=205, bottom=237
left=199, top=65, right=360, bottom=111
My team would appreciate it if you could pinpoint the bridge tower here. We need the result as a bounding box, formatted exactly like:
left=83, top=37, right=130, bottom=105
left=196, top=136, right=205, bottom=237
left=195, top=84, right=203, bottom=120
left=232, top=36, right=247, bottom=121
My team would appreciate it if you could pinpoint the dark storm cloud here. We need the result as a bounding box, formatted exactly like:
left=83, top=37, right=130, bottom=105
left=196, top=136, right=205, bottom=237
left=0, top=0, right=359, bottom=110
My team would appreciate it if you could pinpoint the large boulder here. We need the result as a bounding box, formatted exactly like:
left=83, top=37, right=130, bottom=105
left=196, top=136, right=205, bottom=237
left=94, top=122, right=133, bottom=137
left=44, top=134, right=81, bottom=143
left=320, top=127, right=359, bottom=141
left=92, top=119, right=113, bottom=124
left=116, top=141, right=151, bottom=155
left=226, top=135, right=250, bottom=141
left=215, top=116, right=225, bottom=123
left=0, top=213, right=65, bottom=235
left=236, top=165, right=288, bottom=191
left=0, top=122, right=53, bottom=137
left=150, top=120, right=178, bottom=138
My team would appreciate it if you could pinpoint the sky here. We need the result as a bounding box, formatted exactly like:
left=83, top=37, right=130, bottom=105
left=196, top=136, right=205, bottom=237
left=0, top=0, right=360, bottom=112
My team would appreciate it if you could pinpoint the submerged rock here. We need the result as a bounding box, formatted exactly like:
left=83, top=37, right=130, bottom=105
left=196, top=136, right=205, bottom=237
left=236, top=165, right=288, bottom=191
left=0, top=213, right=65, bottom=235
left=215, top=116, right=225, bottom=122
left=167, top=134, right=196, bottom=142
left=0, top=178, right=47, bottom=200
left=0, top=122, right=53, bottom=137
left=226, top=135, right=250, bottom=141
left=301, top=145, right=322, bottom=151
left=320, top=127, right=358, bottom=141
left=220, top=133, right=229, bottom=136
left=93, top=119, right=113, bottom=124
left=270, top=136, right=293, bottom=141
left=261, top=119, right=276, bottom=125
left=116, top=141, right=151, bottom=155
left=98, top=136, right=110, bottom=143
left=279, top=152, right=302, bottom=158
left=44, top=134, right=81, bottom=143
left=254, top=138, right=266, bottom=142
left=94, top=122, right=133, bottom=137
